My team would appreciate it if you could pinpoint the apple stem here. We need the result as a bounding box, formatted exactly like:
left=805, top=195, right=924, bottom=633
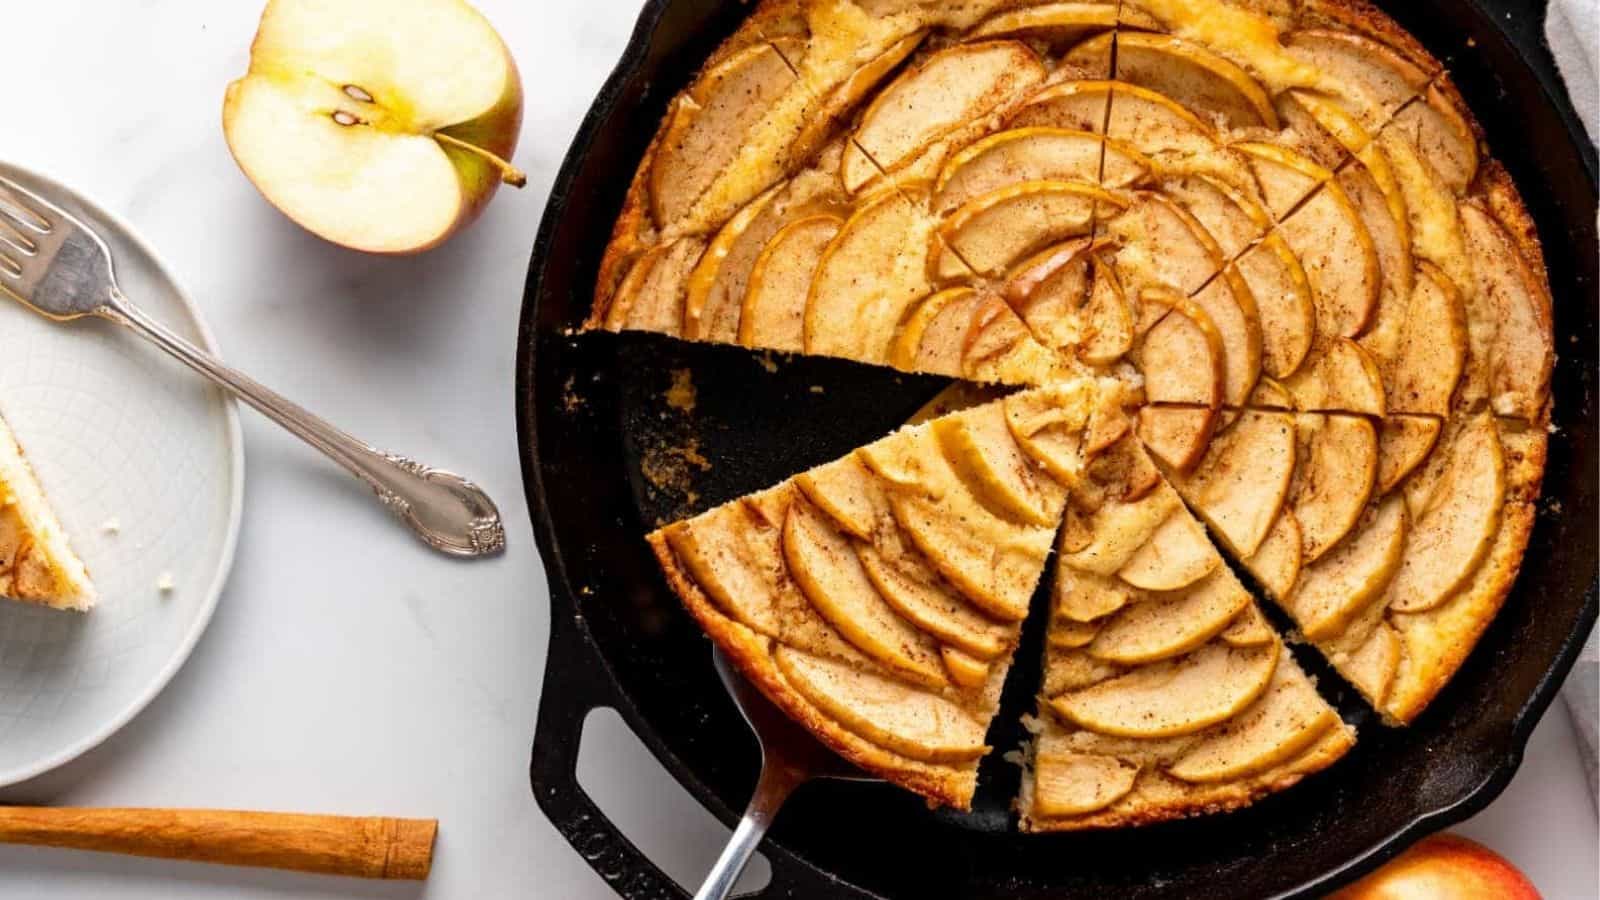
left=435, top=133, right=527, bottom=188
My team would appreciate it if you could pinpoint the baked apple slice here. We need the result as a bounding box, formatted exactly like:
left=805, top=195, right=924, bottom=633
left=970, top=1, right=1146, bottom=46
left=774, top=647, right=988, bottom=763
left=1168, top=663, right=1341, bottom=783
left=1136, top=406, right=1218, bottom=473
left=1029, top=749, right=1140, bottom=818
left=1166, top=409, right=1296, bottom=559
left=1116, top=509, right=1221, bottom=592
left=1376, top=415, right=1443, bottom=495
left=844, top=41, right=1047, bottom=193
left=1289, top=413, right=1378, bottom=563
left=934, top=129, right=1149, bottom=213
left=1458, top=200, right=1555, bottom=421
left=1088, top=569, right=1250, bottom=664
left=1384, top=414, right=1505, bottom=613
left=1049, top=641, right=1279, bottom=739
left=740, top=213, right=842, bottom=351
left=1283, top=495, right=1407, bottom=640
left=1073, top=32, right=1277, bottom=129
left=938, top=180, right=1118, bottom=277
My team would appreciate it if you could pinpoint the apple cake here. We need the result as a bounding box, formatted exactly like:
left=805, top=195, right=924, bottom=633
left=0, top=413, right=95, bottom=611
left=589, top=0, right=1553, bottom=826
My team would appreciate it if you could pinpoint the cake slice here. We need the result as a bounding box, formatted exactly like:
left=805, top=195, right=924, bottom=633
left=1020, top=426, right=1352, bottom=830
left=648, top=378, right=1127, bottom=808
left=0, top=413, right=94, bottom=611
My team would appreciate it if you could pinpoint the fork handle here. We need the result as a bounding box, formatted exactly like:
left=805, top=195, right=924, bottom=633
left=694, top=761, right=803, bottom=900
left=102, top=290, right=504, bottom=558
left=0, top=807, right=435, bottom=879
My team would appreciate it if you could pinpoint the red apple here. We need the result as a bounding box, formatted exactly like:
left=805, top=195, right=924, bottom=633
left=1332, top=833, right=1541, bottom=899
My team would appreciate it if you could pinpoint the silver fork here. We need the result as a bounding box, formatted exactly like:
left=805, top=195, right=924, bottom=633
left=0, top=172, right=504, bottom=558
left=695, top=648, right=876, bottom=900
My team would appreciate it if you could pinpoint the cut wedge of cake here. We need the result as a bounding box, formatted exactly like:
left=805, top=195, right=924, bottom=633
left=1020, top=421, right=1352, bottom=830
left=0, top=413, right=94, bottom=611
left=649, top=379, right=1129, bottom=807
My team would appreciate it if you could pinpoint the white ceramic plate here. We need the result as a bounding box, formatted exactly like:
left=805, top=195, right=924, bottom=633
left=0, top=162, right=243, bottom=786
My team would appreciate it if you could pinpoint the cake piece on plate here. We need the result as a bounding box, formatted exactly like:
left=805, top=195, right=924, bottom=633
left=0, top=413, right=95, bottom=611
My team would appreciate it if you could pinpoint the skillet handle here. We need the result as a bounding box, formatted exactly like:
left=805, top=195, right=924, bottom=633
left=530, top=612, right=688, bottom=899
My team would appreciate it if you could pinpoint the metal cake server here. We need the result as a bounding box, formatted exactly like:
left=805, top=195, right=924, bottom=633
left=0, top=172, right=504, bottom=558
left=695, top=647, right=876, bottom=900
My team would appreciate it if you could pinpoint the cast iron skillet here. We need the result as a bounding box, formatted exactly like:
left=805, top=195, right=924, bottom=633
left=521, top=1, right=1598, bottom=896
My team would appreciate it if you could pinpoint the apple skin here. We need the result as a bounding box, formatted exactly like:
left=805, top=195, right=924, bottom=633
left=1332, top=834, right=1541, bottom=900
left=424, top=51, right=525, bottom=251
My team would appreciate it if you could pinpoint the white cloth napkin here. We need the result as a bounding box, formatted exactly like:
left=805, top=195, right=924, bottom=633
left=1545, top=0, right=1598, bottom=808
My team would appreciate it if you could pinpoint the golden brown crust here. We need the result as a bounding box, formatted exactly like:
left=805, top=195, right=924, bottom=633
left=1294, top=0, right=1442, bottom=75
left=1384, top=421, right=1547, bottom=722
left=647, top=532, right=979, bottom=808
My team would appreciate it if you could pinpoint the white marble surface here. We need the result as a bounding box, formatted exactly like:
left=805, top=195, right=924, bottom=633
left=0, top=2, right=1593, bottom=898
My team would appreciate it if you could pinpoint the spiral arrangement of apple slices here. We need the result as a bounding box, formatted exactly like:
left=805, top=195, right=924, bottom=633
left=598, top=0, right=1553, bottom=826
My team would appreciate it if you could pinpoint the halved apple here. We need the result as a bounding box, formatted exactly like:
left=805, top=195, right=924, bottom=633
left=806, top=188, right=938, bottom=362
left=1168, top=410, right=1296, bottom=558
left=1050, top=642, right=1280, bottom=739
left=1290, top=414, right=1378, bottom=563
left=1246, top=509, right=1304, bottom=599
left=1168, top=664, right=1340, bottom=783
left=223, top=0, right=529, bottom=254
left=1459, top=202, right=1555, bottom=421
left=1235, top=234, right=1316, bottom=379
left=970, top=1, right=1144, bottom=47
left=1133, top=289, right=1226, bottom=408
left=1376, top=415, right=1443, bottom=495
left=1283, top=338, right=1386, bottom=416
left=938, top=180, right=1116, bottom=277
left=1384, top=260, right=1467, bottom=416
left=1071, top=32, right=1277, bottom=129
left=844, top=41, right=1047, bottom=193
left=1089, top=568, right=1249, bottom=664
left=783, top=499, right=947, bottom=686
left=858, top=546, right=1011, bottom=660
left=773, top=647, right=987, bottom=763
left=933, top=402, right=1066, bottom=526
left=1031, top=750, right=1140, bottom=818
left=740, top=213, right=842, bottom=351
left=1284, top=494, right=1406, bottom=640
left=1384, top=415, right=1505, bottom=613
left=1284, top=29, right=1434, bottom=129
left=935, top=129, right=1144, bottom=213
left=1117, top=510, right=1221, bottom=592
left=1137, top=406, right=1218, bottom=473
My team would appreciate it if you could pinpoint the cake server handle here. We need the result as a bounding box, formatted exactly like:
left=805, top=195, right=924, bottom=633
left=694, top=760, right=801, bottom=900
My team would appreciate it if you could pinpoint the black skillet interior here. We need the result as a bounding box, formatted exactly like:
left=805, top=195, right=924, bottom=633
left=521, top=0, right=1599, bottom=897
